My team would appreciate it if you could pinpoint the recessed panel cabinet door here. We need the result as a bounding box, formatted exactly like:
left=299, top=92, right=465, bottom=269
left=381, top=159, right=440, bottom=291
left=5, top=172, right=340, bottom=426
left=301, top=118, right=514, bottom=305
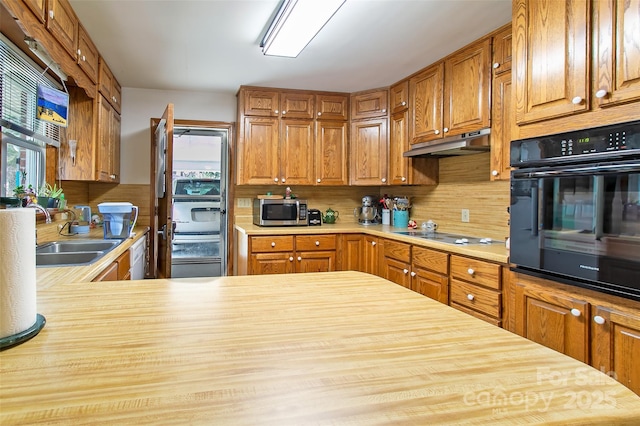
left=514, top=0, right=590, bottom=124
left=515, top=281, right=589, bottom=363
left=280, top=119, right=314, bottom=185
left=409, top=62, right=443, bottom=144
left=239, top=117, right=279, bottom=184
left=250, top=253, right=294, bottom=275
left=296, top=251, right=336, bottom=273
left=315, top=121, right=348, bottom=185
left=350, top=118, right=388, bottom=185
left=46, top=0, right=78, bottom=59
left=594, top=0, right=640, bottom=108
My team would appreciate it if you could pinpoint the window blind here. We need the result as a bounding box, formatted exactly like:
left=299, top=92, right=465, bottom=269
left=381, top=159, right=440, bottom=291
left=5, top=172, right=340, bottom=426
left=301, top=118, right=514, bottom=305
left=0, top=34, right=61, bottom=145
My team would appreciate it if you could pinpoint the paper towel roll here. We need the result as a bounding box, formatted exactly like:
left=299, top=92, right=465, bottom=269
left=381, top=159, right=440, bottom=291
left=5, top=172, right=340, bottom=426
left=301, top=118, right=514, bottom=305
left=0, top=209, right=37, bottom=339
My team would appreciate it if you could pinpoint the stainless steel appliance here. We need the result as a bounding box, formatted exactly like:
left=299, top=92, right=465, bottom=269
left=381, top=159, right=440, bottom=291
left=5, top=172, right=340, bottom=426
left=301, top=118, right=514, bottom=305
left=354, top=195, right=379, bottom=225
left=171, top=178, right=222, bottom=278
left=510, top=120, right=640, bottom=301
left=253, top=198, right=308, bottom=226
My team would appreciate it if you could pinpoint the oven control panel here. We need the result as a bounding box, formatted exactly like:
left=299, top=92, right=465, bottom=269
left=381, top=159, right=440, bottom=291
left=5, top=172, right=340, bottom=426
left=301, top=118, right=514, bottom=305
left=511, top=120, right=640, bottom=166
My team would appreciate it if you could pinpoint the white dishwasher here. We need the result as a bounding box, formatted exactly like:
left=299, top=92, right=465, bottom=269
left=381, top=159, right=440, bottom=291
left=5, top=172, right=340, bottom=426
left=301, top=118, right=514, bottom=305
left=130, top=234, right=147, bottom=280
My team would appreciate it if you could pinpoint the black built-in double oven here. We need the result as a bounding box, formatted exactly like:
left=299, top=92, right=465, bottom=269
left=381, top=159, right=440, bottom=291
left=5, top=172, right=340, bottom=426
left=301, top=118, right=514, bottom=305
left=510, top=120, right=640, bottom=301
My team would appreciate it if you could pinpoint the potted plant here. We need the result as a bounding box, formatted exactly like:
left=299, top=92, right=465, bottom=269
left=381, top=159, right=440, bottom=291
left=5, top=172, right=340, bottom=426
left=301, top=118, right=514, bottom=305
left=13, top=184, right=36, bottom=207
left=37, top=183, right=64, bottom=208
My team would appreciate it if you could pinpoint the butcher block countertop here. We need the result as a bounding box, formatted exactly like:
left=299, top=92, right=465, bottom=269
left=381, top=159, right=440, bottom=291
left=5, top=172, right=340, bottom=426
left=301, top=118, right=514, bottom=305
left=235, top=223, right=509, bottom=264
left=2, top=271, right=639, bottom=424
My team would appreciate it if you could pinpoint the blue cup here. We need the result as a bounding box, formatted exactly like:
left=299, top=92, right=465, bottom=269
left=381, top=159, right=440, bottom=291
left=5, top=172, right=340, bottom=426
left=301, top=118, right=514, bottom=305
left=393, top=210, right=409, bottom=228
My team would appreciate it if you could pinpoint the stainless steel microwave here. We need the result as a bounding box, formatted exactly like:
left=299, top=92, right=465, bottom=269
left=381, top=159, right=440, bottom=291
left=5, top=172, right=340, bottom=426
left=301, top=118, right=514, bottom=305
left=253, top=198, right=308, bottom=226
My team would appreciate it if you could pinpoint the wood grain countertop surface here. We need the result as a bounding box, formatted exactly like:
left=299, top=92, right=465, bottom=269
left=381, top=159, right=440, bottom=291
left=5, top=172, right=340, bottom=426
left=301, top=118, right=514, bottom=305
left=2, top=271, right=638, bottom=424
left=235, top=223, right=510, bottom=264
left=35, top=226, right=149, bottom=290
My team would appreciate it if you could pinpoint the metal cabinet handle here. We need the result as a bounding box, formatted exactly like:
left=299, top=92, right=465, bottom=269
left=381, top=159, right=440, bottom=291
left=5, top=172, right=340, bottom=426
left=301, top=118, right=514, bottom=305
left=467, top=294, right=475, bottom=301
left=593, top=315, right=605, bottom=325
left=570, top=308, right=581, bottom=317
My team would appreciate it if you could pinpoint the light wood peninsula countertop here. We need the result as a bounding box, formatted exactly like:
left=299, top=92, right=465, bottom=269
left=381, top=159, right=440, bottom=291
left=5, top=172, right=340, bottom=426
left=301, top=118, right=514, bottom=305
left=2, top=271, right=639, bottom=424
left=235, top=223, right=509, bottom=264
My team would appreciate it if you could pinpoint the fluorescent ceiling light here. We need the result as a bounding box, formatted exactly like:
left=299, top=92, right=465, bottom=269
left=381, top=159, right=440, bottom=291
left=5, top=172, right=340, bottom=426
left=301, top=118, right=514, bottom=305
left=261, top=0, right=346, bottom=58
left=24, top=38, right=67, bottom=81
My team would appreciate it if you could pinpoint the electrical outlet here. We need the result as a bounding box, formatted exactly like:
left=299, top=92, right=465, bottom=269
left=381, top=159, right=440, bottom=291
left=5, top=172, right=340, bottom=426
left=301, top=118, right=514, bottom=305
left=461, top=209, right=470, bottom=223
left=237, top=198, right=252, bottom=208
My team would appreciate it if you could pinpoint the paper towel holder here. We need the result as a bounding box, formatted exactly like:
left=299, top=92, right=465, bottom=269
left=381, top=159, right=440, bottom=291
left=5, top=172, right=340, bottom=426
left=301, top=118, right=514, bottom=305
left=0, top=313, right=46, bottom=350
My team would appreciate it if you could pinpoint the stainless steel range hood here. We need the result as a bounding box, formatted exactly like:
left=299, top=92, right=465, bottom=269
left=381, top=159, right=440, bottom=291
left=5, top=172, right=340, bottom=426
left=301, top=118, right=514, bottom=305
left=403, top=128, right=491, bottom=157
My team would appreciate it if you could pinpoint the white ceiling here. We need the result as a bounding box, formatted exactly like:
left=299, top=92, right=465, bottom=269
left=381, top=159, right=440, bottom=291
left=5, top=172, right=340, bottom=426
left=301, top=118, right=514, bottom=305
left=69, top=0, right=512, bottom=95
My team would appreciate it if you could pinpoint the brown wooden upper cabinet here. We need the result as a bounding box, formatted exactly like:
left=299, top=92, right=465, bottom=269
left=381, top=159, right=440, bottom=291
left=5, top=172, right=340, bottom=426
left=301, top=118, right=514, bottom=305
left=77, top=23, right=99, bottom=83
left=280, top=92, right=315, bottom=119
left=349, top=118, right=388, bottom=185
left=514, top=0, right=640, bottom=126
left=351, top=89, right=389, bottom=120
left=99, top=59, right=122, bottom=113
left=22, top=0, right=46, bottom=22
left=45, top=0, right=78, bottom=60
left=316, top=94, right=348, bottom=121
left=410, top=37, right=491, bottom=145
left=492, top=24, right=512, bottom=76
left=390, top=80, right=409, bottom=114
left=242, top=89, right=280, bottom=117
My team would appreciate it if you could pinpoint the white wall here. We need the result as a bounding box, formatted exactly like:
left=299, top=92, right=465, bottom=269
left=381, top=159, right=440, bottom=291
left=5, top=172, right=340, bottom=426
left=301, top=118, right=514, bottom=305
left=120, top=87, right=237, bottom=184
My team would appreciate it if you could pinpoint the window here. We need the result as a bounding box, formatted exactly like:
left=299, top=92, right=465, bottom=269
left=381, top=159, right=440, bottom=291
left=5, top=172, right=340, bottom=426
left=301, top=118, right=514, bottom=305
left=0, top=35, right=61, bottom=198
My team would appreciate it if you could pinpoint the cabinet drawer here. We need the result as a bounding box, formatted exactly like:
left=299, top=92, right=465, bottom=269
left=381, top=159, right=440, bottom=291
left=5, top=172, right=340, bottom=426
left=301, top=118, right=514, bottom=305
left=452, top=302, right=502, bottom=327
left=296, top=235, right=337, bottom=251
left=412, top=246, right=448, bottom=274
left=251, top=236, right=294, bottom=252
left=450, top=278, right=501, bottom=319
left=450, top=255, right=501, bottom=289
left=383, top=239, right=410, bottom=263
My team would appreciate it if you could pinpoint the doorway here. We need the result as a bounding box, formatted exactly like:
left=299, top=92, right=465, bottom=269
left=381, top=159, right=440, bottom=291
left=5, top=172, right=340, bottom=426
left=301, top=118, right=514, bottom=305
left=170, top=126, right=228, bottom=277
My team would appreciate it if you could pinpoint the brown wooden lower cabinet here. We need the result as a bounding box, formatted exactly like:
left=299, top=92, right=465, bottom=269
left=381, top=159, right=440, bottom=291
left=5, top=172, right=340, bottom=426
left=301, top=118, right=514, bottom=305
left=92, top=250, right=131, bottom=282
left=362, top=235, right=380, bottom=275
left=411, top=246, right=449, bottom=304
left=449, top=255, right=502, bottom=326
left=381, top=239, right=411, bottom=288
left=338, top=234, right=364, bottom=272
left=513, top=273, right=640, bottom=396
left=248, top=235, right=336, bottom=275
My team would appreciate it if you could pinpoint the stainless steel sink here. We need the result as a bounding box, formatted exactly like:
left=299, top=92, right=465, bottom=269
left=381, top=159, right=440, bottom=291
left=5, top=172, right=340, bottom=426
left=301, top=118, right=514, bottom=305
left=36, top=239, right=122, bottom=267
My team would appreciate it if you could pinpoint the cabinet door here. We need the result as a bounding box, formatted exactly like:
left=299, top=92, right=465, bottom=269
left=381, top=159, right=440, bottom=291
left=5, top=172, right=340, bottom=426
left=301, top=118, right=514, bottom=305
left=296, top=251, right=336, bottom=273
left=515, top=281, right=589, bottom=363
left=92, top=262, right=118, bottom=282
left=315, top=121, right=348, bottom=185
left=362, top=235, right=380, bottom=276
left=390, top=80, right=409, bottom=113
left=77, top=24, right=99, bottom=83
left=59, top=87, right=96, bottom=180
left=281, top=92, right=314, bottom=119
left=46, top=0, right=77, bottom=59
left=339, top=234, right=363, bottom=272
left=593, top=0, right=640, bottom=108
left=444, top=37, right=491, bottom=135
left=389, top=110, right=410, bottom=185
left=409, top=62, right=443, bottom=144
left=98, top=59, right=114, bottom=103
left=412, top=267, right=448, bottom=304
left=243, top=89, right=280, bottom=117
left=280, top=119, right=314, bottom=185
left=110, top=110, right=121, bottom=182
left=350, top=118, right=388, bottom=185
left=514, top=0, right=590, bottom=124
left=591, top=306, right=640, bottom=396
left=250, top=252, right=294, bottom=274
left=351, top=89, right=388, bottom=120
left=492, top=25, right=512, bottom=76
left=97, top=95, right=113, bottom=182
left=23, top=0, right=46, bottom=23
left=383, top=257, right=411, bottom=289
left=238, top=117, right=279, bottom=184
left=316, top=94, right=348, bottom=121
left=490, top=71, right=512, bottom=181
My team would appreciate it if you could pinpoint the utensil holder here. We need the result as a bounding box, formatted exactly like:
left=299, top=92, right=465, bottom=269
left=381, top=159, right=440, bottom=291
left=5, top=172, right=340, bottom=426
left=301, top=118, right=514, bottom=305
left=393, top=210, right=409, bottom=228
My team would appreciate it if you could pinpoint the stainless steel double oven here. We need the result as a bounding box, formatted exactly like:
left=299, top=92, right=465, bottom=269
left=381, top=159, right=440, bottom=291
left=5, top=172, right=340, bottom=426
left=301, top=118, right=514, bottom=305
left=510, top=120, right=640, bottom=301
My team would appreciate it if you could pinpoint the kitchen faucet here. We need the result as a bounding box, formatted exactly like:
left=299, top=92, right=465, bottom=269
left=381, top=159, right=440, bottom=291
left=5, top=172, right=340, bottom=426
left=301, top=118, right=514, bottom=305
left=28, top=203, right=51, bottom=223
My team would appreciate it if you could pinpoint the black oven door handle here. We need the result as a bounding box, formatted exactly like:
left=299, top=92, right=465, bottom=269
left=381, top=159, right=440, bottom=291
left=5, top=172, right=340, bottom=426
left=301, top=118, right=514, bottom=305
left=512, top=162, right=640, bottom=179
left=532, top=180, right=539, bottom=237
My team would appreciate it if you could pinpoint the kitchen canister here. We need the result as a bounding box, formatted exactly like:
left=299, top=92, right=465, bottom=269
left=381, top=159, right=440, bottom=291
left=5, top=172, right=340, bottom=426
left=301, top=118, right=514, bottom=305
left=393, top=210, right=409, bottom=228
left=0, top=209, right=45, bottom=349
left=381, top=209, right=391, bottom=225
